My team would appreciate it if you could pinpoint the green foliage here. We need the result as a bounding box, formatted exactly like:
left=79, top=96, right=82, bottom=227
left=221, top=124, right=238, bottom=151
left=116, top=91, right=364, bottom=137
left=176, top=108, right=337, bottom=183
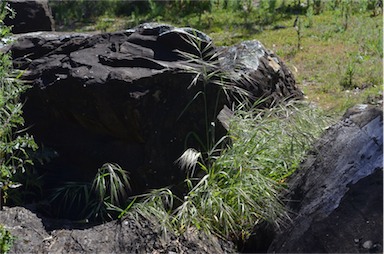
left=294, top=15, right=303, bottom=50
left=95, top=16, right=117, bottom=32
left=50, top=163, right=131, bottom=222
left=0, top=224, right=13, bottom=254
left=305, top=2, right=314, bottom=27
left=49, top=0, right=124, bottom=27
left=256, top=0, right=279, bottom=26
left=6, top=145, right=59, bottom=206
left=241, top=2, right=382, bottom=113
left=0, top=3, right=13, bottom=36
left=313, top=0, right=324, bottom=14
left=50, top=0, right=213, bottom=31
left=340, top=0, right=352, bottom=30
left=6, top=166, right=44, bottom=205
left=50, top=0, right=382, bottom=34
left=0, top=2, right=37, bottom=209
left=340, top=61, right=356, bottom=90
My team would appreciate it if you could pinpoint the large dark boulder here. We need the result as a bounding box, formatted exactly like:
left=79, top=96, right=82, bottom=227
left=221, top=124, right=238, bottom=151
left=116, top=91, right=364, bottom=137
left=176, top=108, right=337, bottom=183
left=267, top=104, right=383, bottom=253
left=4, top=24, right=302, bottom=212
left=4, top=0, right=55, bottom=34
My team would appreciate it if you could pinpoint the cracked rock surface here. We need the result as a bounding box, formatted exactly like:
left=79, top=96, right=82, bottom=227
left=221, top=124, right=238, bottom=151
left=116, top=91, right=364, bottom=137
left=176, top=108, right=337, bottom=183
left=268, top=104, right=383, bottom=253
left=0, top=206, right=235, bottom=253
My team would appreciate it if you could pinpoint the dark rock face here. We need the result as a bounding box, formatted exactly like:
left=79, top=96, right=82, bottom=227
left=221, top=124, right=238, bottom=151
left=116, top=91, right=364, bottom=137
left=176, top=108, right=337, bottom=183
left=268, top=104, right=383, bottom=253
left=0, top=206, right=236, bottom=253
left=5, top=24, right=302, bottom=205
left=4, top=0, right=55, bottom=34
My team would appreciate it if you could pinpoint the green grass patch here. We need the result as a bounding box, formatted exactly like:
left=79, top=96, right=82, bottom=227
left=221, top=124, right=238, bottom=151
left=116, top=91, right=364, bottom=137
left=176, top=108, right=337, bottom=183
left=249, top=12, right=382, bottom=114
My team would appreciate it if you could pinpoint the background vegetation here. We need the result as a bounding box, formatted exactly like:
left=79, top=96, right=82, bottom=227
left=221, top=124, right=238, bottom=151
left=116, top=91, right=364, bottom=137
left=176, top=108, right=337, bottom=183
left=50, top=0, right=383, bottom=114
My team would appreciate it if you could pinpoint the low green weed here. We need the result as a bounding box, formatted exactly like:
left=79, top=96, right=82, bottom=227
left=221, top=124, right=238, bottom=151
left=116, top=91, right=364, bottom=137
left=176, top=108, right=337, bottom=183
left=0, top=225, right=13, bottom=254
left=340, top=61, right=356, bottom=90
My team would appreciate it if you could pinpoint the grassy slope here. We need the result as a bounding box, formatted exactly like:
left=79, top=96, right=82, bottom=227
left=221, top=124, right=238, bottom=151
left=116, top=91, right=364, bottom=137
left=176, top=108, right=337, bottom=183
left=66, top=4, right=382, bottom=116
left=177, top=10, right=383, bottom=114
left=255, top=12, right=383, bottom=113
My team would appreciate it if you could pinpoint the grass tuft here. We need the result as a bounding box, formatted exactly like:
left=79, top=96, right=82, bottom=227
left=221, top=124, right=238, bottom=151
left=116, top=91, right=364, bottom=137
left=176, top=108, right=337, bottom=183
left=128, top=100, right=332, bottom=242
left=225, top=100, right=333, bottom=181
left=50, top=163, right=131, bottom=222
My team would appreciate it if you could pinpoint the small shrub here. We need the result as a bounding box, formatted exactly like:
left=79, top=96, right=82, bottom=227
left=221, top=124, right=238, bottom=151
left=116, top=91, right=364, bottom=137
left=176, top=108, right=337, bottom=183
left=129, top=188, right=176, bottom=239
left=0, top=224, right=13, bottom=253
left=256, top=0, right=279, bottom=26
left=0, top=1, right=37, bottom=209
left=340, top=0, right=352, bottom=31
left=95, top=16, right=116, bottom=32
left=224, top=101, right=331, bottom=181
left=340, top=61, right=356, bottom=90
left=174, top=157, right=287, bottom=241
left=294, top=15, right=303, bottom=50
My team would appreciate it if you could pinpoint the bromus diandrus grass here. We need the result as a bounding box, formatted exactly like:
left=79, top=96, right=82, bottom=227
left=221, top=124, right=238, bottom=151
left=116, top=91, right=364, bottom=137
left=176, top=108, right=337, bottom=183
left=122, top=30, right=334, bottom=242
left=175, top=28, right=252, bottom=155
left=128, top=188, right=177, bottom=240
left=88, top=162, right=131, bottom=221
left=49, top=181, right=92, bottom=219
left=126, top=100, right=332, bottom=242
left=222, top=100, right=333, bottom=182
left=50, top=163, right=131, bottom=222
